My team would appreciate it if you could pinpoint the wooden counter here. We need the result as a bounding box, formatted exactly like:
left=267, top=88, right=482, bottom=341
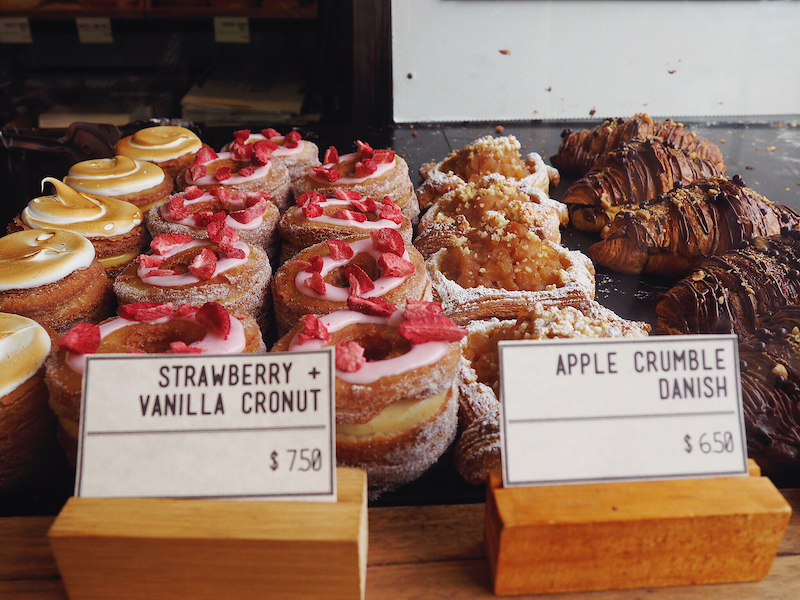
left=2, top=489, right=798, bottom=599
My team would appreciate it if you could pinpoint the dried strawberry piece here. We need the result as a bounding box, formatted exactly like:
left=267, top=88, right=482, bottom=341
left=372, top=149, right=396, bottom=164
left=371, top=228, right=405, bottom=256
left=195, top=146, right=218, bottom=164
left=192, top=210, right=224, bottom=227
left=305, top=271, right=327, bottom=295
left=312, top=166, right=340, bottom=182
left=207, top=222, right=239, bottom=244
left=244, top=191, right=269, bottom=207
left=333, top=209, right=367, bottom=223
left=230, top=141, right=253, bottom=161
left=184, top=186, right=205, bottom=200
left=120, top=302, right=175, bottom=323
left=378, top=252, right=415, bottom=277
left=151, top=233, right=193, bottom=255
left=215, top=167, right=232, bottom=182
left=284, top=130, right=302, bottom=148
left=333, top=188, right=360, bottom=202
left=346, top=264, right=375, bottom=296
left=252, top=140, right=276, bottom=165
left=354, top=159, right=377, bottom=178
left=378, top=197, right=404, bottom=224
left=356, top=140, right=374, bottom=159
left=173, top=304, right=199, bottom=318
left=218, top=237, right=246, bottom=259
left=136, top=254, right=165, bottom=268
left=335, top=341, right=366, bottom=373
left=323, top=146, right=339, bottom=164
left=146, top=268, right=180, bottom=277
left=297, top=254, right=324, bottom=273
left=167, top=196, right=191, bottom=220
left=297, top=313, right=331, bottom=344
left=297, top=191, right=326, bottom=207
left=230, top=198, right=267, bottom=224
left=233, top=129, right=251, bottom=143
left=349, top=195, right=377, bottom=213
left=189, top=248, right=218, bottom=280
left=403, top=300, right=443, bottom=320
left=238, top=166, right=257, bottom=177
left=262, top=128, right=281, bottom=139
left=398, top=315, right=467, bottom=344
left=327, top=238, right=354, bottom=260
left=301, top=202, right=324, bottom=218
left=57, top=322, right=101, bottom=355
left=196, top=302, right=231, bottom=339
left=188, top=163, right=207, bottom=180
left=170, top=341, right=203, bottom=354
left=347, top=295, right=397, bottom=317
left=211, top=186, right=232, bottom=204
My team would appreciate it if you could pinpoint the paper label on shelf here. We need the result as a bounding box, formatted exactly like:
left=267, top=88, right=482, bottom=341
left=0, top=18, right=32, bottom=44
left=75, top=350, right=337, bottom=502
left=76, top=18, right=113, bottom=44
left=214, top=17, right=250, bottom=44
left=498, top=335, right=748, bottom=487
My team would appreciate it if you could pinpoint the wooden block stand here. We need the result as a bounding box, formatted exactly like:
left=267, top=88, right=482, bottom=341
left=48, top=467, right=367, bottom=600
left=485, top=461, right=791, bottom=596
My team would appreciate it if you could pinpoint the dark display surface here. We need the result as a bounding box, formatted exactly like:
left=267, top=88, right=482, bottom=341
left=2, top=116, right=799, bottom=513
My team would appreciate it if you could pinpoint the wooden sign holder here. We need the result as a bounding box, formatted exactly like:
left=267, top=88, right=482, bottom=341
left=48, top=467, right=367, bottom=600
left=485, top=460, right=791, bottom=596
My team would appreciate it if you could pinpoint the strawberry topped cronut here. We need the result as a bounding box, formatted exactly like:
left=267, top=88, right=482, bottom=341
left=272, top=300, right=465, bottom=498
left=221, top=128, right=321, bottom=182
left=113, top=226, right=272, bottom=331
left=293, top=141, right=420, bottom=224
left=46, top=302, right=265, bottom=464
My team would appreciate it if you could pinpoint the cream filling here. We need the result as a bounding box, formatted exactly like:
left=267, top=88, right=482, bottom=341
left=98, top=248, right=141, bottom=268
left=0, top=313, right=51, bottom=398
left=336, top=389, right=448, bottom=439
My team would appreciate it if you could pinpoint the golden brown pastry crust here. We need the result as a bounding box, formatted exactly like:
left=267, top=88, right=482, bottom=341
left=589, top=177, right=800, bottom=276
left=0, top=259, right=114, bottom=334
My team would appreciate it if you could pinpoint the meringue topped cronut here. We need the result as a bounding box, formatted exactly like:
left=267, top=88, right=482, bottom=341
left=115, top=125, right=203, bottom=179
left=272, top=301, right=466, bottom=498
left=9, top=178, right=148, bottom=276
left=417, top=135, right=560, bottom=209
left=46, top=301, right=265, bottom=464
left=0, top=229, right=114, bottom=333
left=64, top=155, right=174, bottom=212
left=0, top=313, right=58, bottom=492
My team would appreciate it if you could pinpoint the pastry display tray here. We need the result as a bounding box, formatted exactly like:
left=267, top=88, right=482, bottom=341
left=2, top=116, right=800, bottom=516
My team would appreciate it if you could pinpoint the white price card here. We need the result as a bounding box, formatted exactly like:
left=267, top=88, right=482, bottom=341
left=75, top=350, right=336, bottom=501
left=75, top=18, right=113, bottom=44
left=498, top=335, right=748, bottom=486
left=213, top=17, right=250, bottom=44
left=0, top=18, right=32, bottom=44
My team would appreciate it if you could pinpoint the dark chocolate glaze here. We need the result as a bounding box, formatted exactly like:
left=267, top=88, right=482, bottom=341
left=590, top=177, right=800, bottom=276
left=562, top=138, right=725, bottom=233
left=656, top=232, right=800, bottom=339
left=551, top=113, right=725, bottom=176
left=740, top=306, right=800, bottom=485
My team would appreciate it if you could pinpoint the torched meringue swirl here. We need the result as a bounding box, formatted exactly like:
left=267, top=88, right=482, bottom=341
left=65, top=155, right=165, bottom=197
left=0, top=230, right=95, bottom=291
left=116, top=126, right=202, bottom=163
left=0, top=312, right=51, bottom=398
left=22, top=178, right=142, bottom=237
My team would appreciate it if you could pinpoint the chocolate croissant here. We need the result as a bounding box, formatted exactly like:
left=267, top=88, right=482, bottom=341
left=551, top=113, right=726, bottom=175
left=656, top=232, right=800, bottom=339
left=562, top=138, right=726, bottom=233
left=589, top=176, right=800, bottom=276
left=739, top=306, right=800, bottom=486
